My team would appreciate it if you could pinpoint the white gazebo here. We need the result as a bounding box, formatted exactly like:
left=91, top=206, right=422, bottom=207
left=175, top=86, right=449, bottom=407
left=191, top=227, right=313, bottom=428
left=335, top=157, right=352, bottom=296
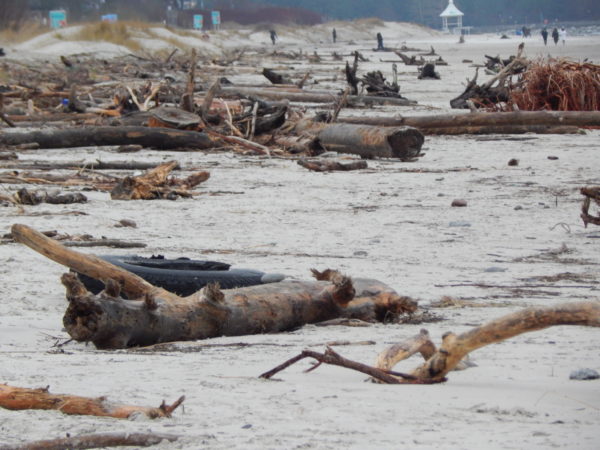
left=440, top=0, right=464, bottom=33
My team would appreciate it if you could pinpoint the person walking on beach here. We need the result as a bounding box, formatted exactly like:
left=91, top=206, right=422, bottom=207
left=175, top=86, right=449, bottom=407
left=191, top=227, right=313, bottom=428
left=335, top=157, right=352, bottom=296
left=541, top=27, right=548, bottom=45
left=332, top=28, right=337, bottom=43
left=269, top=29, right=278, bottom=45
left=376, top=32, right=384, bottom=50
left=559, top=26, right=567, bottom=45
left=551, top=27, right=559, bottom=45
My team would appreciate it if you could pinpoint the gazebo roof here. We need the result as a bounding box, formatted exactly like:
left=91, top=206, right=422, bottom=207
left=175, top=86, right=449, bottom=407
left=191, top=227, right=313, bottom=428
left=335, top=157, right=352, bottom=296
left=440, top=0, right=464, bottom=18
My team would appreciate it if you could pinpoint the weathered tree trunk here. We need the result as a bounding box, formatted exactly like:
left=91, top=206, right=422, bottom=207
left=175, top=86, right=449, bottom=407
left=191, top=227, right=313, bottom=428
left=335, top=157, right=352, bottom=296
left=297, top=158, right=368, bottom=172
left=336, top=111, right=600, bottom=129
left=11, top=224, right=416, bottom=349
left=0, top=384, right=184, bottom=419
left=1, top=432, right=178, bottom=450
left=315, top=124, right=424, bottom=159
left=0, top=127, right=217, bottom=150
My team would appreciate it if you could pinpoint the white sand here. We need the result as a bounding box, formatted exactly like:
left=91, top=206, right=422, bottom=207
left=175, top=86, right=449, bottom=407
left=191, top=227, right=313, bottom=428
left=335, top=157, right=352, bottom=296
left=1, top=21, right=599, bottom=449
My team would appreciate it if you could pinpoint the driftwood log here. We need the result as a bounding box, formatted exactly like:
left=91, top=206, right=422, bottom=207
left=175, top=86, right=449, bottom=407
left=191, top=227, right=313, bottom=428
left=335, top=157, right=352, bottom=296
left=314, top=124, right=424, bottom=159
left=11, top=224, right=416, bottom=349
left=217, top=86, right=416, bottom=106
left=297, top=158, right=368, bottom=172
left=1, top=432, right=178, bottom=450
left=581, top=186, right=600, bottom=227
left=0, top=384, right=184, bottom=419
left=0, top=126, right=217, bottom=150
left=337, top=111, right=600, bottom=130
left=261, top=302, right=600, bottom=383
left=110, top=160, right=210, bottom=200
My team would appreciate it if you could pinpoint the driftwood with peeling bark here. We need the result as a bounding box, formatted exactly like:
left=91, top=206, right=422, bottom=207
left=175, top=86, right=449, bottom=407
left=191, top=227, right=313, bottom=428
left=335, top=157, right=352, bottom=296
left=1, top=432, right=179, bottom=450
left=11, top=224, right=416, bottom=349
left=110, top=160, right=209, bottom=200
left=261, top=302, right=600, bottom=384
left=0, top=384, right=184, bottom=419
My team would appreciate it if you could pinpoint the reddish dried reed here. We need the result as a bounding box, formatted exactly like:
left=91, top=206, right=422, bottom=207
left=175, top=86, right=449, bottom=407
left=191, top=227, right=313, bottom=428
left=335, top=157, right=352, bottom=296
left=509, top=59, right=600, bottom=111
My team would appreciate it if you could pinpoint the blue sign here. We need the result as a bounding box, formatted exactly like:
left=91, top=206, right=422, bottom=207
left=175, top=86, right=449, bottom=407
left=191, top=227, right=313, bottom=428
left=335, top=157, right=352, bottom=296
left=49, top=10, right=67, bottom=29
left=193, top=14, right=203, bottom=30
left=101, top=14, right=118, bottom=23
left=211, top=11, right=221, bottom=26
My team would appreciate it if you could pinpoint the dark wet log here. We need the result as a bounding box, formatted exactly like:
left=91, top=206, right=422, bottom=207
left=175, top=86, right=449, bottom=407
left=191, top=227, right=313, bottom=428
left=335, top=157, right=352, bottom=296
left=2, top=432, right=178, bottom=450
left=11, top=224, right=417, bottom=349
left=0, top=127, right=217, bottom=150
left=394, top=51, right=424, bottom=66
left=297, top=158, right=368, bottom=172
left=336, top=111, right=600, bottom=129
left=361, top=71, right=401, bottom=97
left=345, top=52, right=360, bottom=95
left=262, top=68, right=292, bottom=85
left=0, top=160, right=181, bottom=171
left=315, top=124, right=424, bottom=159
left=0, top=384, right=184, bottom=419
left=418, top=63, right=440, bottom=80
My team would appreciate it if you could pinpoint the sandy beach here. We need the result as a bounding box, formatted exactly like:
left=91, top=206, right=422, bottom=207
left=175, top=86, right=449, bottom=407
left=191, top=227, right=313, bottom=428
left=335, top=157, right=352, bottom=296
left=1, top=21, right=599, bottom=449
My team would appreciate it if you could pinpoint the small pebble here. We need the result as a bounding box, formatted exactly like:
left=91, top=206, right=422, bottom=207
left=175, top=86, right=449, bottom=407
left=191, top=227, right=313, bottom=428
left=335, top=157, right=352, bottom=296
left=514, top=205, right=523, bottom=210
left=484, top=267, right=507, bottom=273
left=569, top=368, right=599, bottom=380
left=547, top=156, right=559, bottom=160
left=451, top=199, right=467, bottom=207
left=508, top=158, right=519, bottom=166
left=449, top=221, right=471, bottom=227
left=353, top=250, right=368, bottom=256
left=241, top=424, right=253, bottom=429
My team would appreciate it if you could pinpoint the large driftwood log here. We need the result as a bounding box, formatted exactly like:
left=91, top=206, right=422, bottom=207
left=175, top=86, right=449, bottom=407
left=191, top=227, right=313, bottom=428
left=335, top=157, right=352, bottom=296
left=217, top=86, right=416, bottom=106
left=11, top=224, right=416, bottom=349
left=337, top=111, right=600, bottom=129
left=0, top=384, right=184, bottom=419
left=315, top=124, right=424, bottom=159
left=260, top=302, right=600, bottom=384
left=0, top=127, right=217, bottom=150
left=1, top=432, right=178, bottom=450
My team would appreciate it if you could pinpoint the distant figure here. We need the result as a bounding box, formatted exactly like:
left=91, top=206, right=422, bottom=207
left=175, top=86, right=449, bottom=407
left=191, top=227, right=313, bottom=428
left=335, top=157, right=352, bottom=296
left=269, top=29, right=278, bottom=45
left=0, top=48, right=5, bottom=57
left=552, top=27, right=559, bottom=45
left=541, top=27, right=548, bottom=46
left=332, top=28, right=337, bottom=43
left=376, top=32, right=384, bottom=50
left=521, top=26, right=531, bottom=38
left=559, top=26, right=567, bottom=45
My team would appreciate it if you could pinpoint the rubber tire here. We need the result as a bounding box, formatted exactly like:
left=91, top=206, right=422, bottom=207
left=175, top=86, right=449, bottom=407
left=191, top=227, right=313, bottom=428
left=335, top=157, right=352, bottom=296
left=76, top=255, right=279, bottom=297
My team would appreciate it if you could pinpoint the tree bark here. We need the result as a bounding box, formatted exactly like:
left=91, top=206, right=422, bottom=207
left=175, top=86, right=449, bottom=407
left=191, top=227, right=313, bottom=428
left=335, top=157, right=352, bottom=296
left=11, top=224, right=417, bottom=349
left=0, top=384, right=184, bottom=419
left=0, top=127, right=217, bottom=150
left=1, top=432, right=178, bottom=450
left=422, top=125, right=581, bottom=135
left=315, top=124, right=424, bottom=159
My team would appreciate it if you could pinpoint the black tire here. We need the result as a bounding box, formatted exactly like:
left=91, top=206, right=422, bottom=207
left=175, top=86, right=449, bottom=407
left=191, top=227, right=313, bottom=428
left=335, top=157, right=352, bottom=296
left=75, top=255, right=284, bottom=297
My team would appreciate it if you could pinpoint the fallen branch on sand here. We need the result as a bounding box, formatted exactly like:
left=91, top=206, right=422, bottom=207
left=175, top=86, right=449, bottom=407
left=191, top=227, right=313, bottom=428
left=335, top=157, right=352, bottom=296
left=260, top=302, right=600, bottom=384
left=0, top=432, right=179, bottom=450
left=10, top=224, right=416, bottom=349
left=0, top=384, right=184, bottom=419
left=581, top=186, right=600, bottom=227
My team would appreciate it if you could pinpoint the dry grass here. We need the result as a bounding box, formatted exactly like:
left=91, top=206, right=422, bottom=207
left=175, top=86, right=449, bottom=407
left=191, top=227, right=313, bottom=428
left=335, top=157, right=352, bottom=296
left=510, top=59, right=600, bottom=111
left=71, top=21, right=143, bottom=52
left=0, top=22, right=49, bottom=43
